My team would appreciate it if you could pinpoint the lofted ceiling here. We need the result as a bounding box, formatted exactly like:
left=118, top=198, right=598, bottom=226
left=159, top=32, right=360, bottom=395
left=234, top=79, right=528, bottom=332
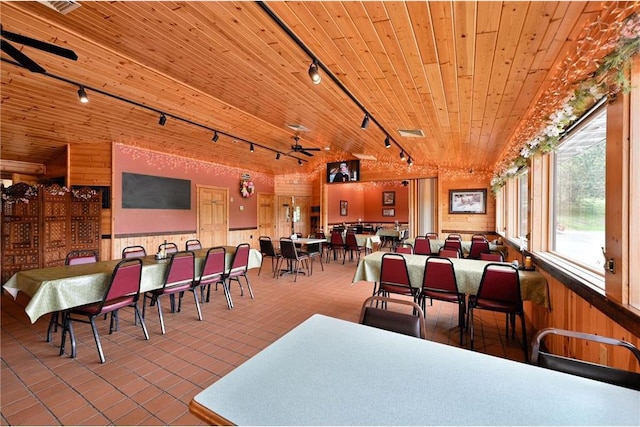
left=1, top=1, right=637, bottom=181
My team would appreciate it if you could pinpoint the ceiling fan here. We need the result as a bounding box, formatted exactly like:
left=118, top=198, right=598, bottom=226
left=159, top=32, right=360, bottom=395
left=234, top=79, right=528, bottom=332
left=288, top=136, right=321, bottom=157
left=1, top=25, right=78, bottom=73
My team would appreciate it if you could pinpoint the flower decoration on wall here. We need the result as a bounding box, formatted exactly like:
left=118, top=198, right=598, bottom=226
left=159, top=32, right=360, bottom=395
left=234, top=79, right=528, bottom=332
left=491, top=11, right=640, bottom=195
left=240, top=173, right=255, bottom=198
left=1, top=183, right=39, bottom=205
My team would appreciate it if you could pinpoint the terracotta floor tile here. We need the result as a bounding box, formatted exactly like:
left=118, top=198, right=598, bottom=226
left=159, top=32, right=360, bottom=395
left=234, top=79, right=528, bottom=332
left=1, top=257, right=528, bottom=425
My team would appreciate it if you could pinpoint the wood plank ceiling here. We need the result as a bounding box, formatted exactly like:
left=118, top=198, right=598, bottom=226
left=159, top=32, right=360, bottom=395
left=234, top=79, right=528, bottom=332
left=1, top=1, right=636, bottom=180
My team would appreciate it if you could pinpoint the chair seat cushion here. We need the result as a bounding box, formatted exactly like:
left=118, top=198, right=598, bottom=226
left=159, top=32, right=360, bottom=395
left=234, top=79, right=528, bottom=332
left=470, top=296, right=519, bottom=312
left=422, top=290, right=462, bottom=303
left=153, top=282, right=193, bottom=295
left=72, top=295, right=135, bottom=316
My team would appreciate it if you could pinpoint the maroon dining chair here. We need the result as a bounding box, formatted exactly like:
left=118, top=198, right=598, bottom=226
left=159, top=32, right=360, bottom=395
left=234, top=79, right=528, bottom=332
left=468, top=263, right=527, bottom=360
left=479, top=251, right=505, bottom=262
left=418, top=256, right=465, bottom=345
left=226, top=243, right=254, bottom=300
left=328, top=231, right=345, bottom=262
left=344, top=231, right=365, bottom=264
left=122, top=245, right=147, bottom=259
left=374, top=253, right=417, bottom=303
left=438, top=246, right=461, bottom=259
left=196, top=246, right=230, bottom=309
left=468, top=238, right=490, bottom=259
left=185, top=239, right=202, bottom=251
left=59, top=258, right=148, bottom=363
left=413, top=236, right=432, bottom=255
left=425, top=232, right=438, bottom=240
left=47, top=249, right=99, bottom=342
left=395, top=244, right=414, bottom=254
left=143, top=251, right=198, bottom=335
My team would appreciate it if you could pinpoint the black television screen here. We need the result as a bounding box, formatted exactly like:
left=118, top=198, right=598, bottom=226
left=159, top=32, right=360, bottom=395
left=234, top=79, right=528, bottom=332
left=122, top=172, right=191, bottom=209
left=327, top=159, right=360, bottom=183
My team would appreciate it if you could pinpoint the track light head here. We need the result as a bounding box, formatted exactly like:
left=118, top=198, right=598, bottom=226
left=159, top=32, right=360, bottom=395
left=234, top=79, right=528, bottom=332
left=77, top=85, right=89, bottom=103
left=384, top=135, right=391, bottom=148
left=308, top=61, right=321, bottom=84
left=250, top=143, right=255, bottom=152
left=407, top=157, right=413, bottom=166
left=360, top=114, right=369, bottom=130
left=212, top=131, right=219, bottom=143
left=276, top=152, right=281, bottom=160
left=400, top=150, right=406, bottom=161
left=158, top=114, right=167, bottom=126
left=298, top=158, right=303, bottom=166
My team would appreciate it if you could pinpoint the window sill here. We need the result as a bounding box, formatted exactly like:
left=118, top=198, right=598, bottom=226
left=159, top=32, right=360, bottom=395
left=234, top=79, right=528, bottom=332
left=532, top=251, right=640, bottom=337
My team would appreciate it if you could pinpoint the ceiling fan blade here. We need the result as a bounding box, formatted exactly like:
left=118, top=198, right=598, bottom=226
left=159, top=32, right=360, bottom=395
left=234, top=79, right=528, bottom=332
left=304, top=147, right=321, bottom=151
left=300, top=150, right=314, bottom=157
left=1, top=28, right=78, bottom=61
left=1, top=39, right=46, bottom=73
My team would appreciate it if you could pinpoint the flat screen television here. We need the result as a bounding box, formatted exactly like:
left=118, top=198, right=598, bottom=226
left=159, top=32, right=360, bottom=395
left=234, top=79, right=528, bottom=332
left=327, top=160, right=360, bottom=183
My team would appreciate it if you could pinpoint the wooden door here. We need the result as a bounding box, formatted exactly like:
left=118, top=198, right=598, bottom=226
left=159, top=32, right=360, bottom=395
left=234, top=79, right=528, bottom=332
left=257, top=193, right=276, bottom=238
left=197, top=186, right=228, bottom=247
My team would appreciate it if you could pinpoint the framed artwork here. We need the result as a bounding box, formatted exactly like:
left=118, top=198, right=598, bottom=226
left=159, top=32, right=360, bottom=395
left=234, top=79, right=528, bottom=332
left=448, top=189, right=487, bottom=214
left=382, top=191, right=396, bottom=206
left=382, top=208, right=395, bottom=217
left=340, top=200, right=348, bottom=216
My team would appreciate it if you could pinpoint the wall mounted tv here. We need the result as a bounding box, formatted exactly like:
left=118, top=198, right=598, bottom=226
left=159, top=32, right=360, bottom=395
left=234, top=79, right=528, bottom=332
left=122, top=172, right=191, bottom=210
left=327, top=159, right=360, bottom=183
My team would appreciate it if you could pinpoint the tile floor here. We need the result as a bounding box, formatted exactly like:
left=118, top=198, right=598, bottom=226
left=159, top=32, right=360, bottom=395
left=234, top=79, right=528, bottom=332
left=1, top=253, right=528, bottom=425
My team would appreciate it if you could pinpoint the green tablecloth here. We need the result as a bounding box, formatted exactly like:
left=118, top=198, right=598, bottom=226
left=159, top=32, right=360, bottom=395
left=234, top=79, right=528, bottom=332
left=352, top=251, right=550, bottom=309
left=3, top=247, right=262, bottom=323
left=404, top=238, right=508, bottom=257
left=355, top=234, right=381, bottom=250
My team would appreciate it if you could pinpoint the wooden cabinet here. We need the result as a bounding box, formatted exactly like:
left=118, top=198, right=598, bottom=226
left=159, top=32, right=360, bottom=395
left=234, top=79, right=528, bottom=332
left=1, top=183, right=101, bottom=283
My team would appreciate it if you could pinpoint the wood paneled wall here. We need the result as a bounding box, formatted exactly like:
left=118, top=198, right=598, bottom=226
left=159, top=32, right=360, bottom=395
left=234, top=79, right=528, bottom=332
left=527, top=268, right=640, bottom=373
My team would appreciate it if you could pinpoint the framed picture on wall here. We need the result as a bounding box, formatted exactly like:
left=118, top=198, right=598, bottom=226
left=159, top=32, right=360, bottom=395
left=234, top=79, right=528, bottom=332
left=448, top=189, right=487, bottom=214
left=382, top=208, right=395, bottom=217
left=340, top=200, right=348, bottom=216
left=382, top=191, right=395, bottom=206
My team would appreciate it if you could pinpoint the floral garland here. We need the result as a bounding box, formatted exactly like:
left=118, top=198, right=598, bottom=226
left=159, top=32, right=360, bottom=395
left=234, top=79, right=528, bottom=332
left=491, top=12, right=640, bottom=195
left=240, top=179, right=255, bottom=198
left=1, top=183, right=39, bottom=204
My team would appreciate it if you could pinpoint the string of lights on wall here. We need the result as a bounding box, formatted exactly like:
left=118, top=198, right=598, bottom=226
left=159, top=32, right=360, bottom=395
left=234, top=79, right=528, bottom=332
left=1, top=57, right=309, bottom=165
left=257, top=1, right=413, bottom=167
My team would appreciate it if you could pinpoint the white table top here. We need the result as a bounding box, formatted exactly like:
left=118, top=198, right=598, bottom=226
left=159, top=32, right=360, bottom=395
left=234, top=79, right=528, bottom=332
left=191, top=314, right=640, bottom=425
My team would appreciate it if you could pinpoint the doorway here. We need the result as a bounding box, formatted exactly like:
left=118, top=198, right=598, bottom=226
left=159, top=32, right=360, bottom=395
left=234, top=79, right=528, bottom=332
left=197, top=185, right=228, bottom=247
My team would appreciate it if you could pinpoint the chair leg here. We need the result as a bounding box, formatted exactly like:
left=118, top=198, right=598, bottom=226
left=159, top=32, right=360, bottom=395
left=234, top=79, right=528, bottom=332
left=258, top=257, right=264, bottom=276
left=222, top=279, right=234, bottom=309
left=469, top=307, right=475, bottom=350
left=156, top=295, right=166, bottom=335
left=133, top=303, right=149, bottom=341
left=243, top=274, right=254, bottom=299
left=192, top=289, right=203, bottom=321
left=89, top=316, right=106, bottom=363
left=59, top=313, right=76, bottom=359
left=520, top=312, right=528, bottom=361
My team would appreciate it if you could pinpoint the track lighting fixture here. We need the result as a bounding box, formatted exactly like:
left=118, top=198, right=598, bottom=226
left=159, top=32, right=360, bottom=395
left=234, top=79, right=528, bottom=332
left=158, top=114, right=167, bottom=126
left=77, top=85, right=89, bottom=103
left=384, top=135, right=391, bottom=148
left=212, top=131, right=219, bottom=143
left=407, top=157, right=413, bottom=166
left=276, top=152, right=281, bottom=160
left=360, top=114, right=369, bottom=130
left=298, top=159, right=303, bottom=166
left=400, top=150, right=406, bottom=161
left=250, top=143, right=255, bottom=152
left=308, top=61, right=321, bottom=84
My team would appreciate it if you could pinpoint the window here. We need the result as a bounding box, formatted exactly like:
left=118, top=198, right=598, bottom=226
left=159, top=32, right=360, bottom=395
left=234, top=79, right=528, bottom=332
left=517, top=170, right=529, bottom=248
left=551, top=105, right=606, bottom=273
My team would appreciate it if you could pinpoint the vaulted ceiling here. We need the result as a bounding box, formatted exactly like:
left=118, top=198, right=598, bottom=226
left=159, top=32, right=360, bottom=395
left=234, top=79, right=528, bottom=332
left=1, top=1, right=636, bottom=181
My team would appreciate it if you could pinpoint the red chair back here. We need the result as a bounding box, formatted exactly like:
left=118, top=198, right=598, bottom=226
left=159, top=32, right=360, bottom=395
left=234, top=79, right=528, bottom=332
left=65, top=250, right=98, bottom=265
left=468, top=239, right=490, bottom=259
left=104, top=258, right=143, bottom=302
left=228, top=243, right=250, bottom=277
left=471, top=234, right=486, bottom=241
left=345, top=231, right=359, bottom=248
left=379, top=253, right=413, bottom=296
left=447, top=234, right=462, bottom=241
left=425, top=232, right=438, bottom=240
left=330, top=231, right=344, bottom=246
left=413, top=237, right=431, bottom=255
left=480, top=251, right=504, bottom=262
left=395, top=245, right=413, bottom=254
left=439, top=247, right=460, bottom=258
left=186, top=239, right=202, bottom=251
left=199, top=247, right=226, bottom=286
left=476, top=263, right=521, bottom=305
left=159, top=242, right=179, bottom=254
left=422, top=256, right=458, bottom=294
left=122, top=245, right=146, bottom=259
left=164, top=251, right=195, bottom=288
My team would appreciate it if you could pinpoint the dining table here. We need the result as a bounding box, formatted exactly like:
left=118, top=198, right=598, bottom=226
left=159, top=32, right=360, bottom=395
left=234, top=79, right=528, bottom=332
left=189, top=314, right=639, bottom=425
left=2, top=246, right=262, bottom=324
left=352, top=251, right=550, bottom=309
left=404, top=238, right=508, bottom=257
